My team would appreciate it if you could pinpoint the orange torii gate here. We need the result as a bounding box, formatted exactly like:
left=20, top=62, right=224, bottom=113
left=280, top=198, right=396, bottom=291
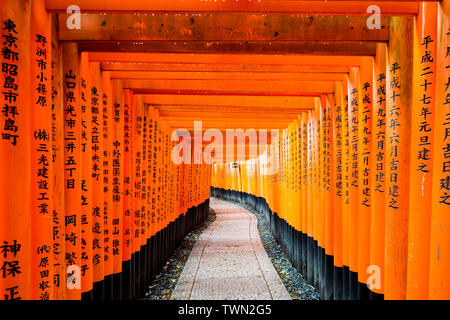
left=0, top=0, right=449, bottom=302
left=211, top=2, right=449, bottom=301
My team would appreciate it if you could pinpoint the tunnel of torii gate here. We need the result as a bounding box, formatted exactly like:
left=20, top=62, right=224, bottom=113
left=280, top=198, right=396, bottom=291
left=0, top=0, right=449, bottom=301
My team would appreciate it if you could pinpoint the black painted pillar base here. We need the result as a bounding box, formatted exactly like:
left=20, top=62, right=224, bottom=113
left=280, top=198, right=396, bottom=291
left=212, top=187, right=385, bottom=301
left=349, top=270, right=359, bottom=300
left=333, top=265, right=343, bottom=300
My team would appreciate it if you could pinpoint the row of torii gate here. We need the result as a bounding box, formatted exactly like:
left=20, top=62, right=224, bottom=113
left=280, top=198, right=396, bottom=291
left=0, top=0, right=449, bottom=300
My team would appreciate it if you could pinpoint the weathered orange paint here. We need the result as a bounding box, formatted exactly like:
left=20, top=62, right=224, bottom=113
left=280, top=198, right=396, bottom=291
left=102, top=71, right=114, bottom=280
left=332, top=81, right=344, bottom=270
left=347, top=67, right=359, bottom=277
left=357, top=57, right=374, bottom=288
left=0, top=0, right=32, bottom=301
left=62, top=42, right=82, bottom=300
left=369, top=43, right=387, bottom=296
left=384, top=16, right=414, bottom=300
left=122, top=89, right=132, bottom=263
left=51, top=13, right=66, bottom=300
left=30, top=0, right=54, bottom=300
left=429, top=0, right=450, bottom=300
left=407, top=1, right=438, bottom=300
left=80, top=52, right=93, bottom=294
left=46, top=0, right=419, bottom=15
left=111, top=79, right=124, bottom=277
left=90, top=62, right=105, bottom=286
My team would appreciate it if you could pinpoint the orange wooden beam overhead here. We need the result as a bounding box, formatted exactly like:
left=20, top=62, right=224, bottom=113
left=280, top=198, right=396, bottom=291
left=124, top=79, right=333, bottom=95
left=174, top=129, right=279, bottom=137
left=58, top=14, right=388, bottom=42
left=78, top=41, right=377, bottom=56
left=101, top=62, right=351, bottom=73
left=46, top=0, right=419, bottom=15
left=110, top=71, right=347, bottom=81
left=89, top=52, right=366, bottom=67
left=167, top=123, right=291, bottom=132
left=142, top=94, right=315, bottom=109
left=198, top=143, right=272, bottom=148
left=159, top=111, right=298, bottom=121
left=154, top=105, right=309, bottom=114
left=168, top=117, right=292, bottom=125
left=168, top=120, right=290, bottom=130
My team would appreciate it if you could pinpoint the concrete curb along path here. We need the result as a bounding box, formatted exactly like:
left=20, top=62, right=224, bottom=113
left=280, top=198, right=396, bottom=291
left=171, top=198, right=291, bottom=300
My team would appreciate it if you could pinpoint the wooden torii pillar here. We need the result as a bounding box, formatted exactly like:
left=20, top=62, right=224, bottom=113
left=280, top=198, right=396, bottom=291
left=384, top=16, right=414, bottom=301
left=62, top=42, right=82, bottom=300
left=30, top=0, right=54, bottom=301
left=0, top=0, right=32, bottom=301
left=429, top=0, right=450, bottom=300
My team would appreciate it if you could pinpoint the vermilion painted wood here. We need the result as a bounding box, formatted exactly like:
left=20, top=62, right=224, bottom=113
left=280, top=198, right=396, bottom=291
left=110, top=71, right=348, bottom=81
left=51, top=12, right=66, bottom=300
left=77, top=41, right=378, bottom=56
left=62, top=42, right=82, bottom=300
left=90, top=62, right=106, bottom=286
left=30, top=0, right=55, bottom=300
left=429, top=0, right=450, bottom=300
left=340, top=74, right=351, bottom=279
left=122, top=89, right=133, bottom=263
left=369, top=43, right=387, bottom=297
left=0, top=0, right=32, bottom=301
left=80, top=52, right=94, bottom=294
left=122, top=79, right=335, bottom=95
left=111, top=79, right=124, bottom=278
left=88, top=52, right=367, bottom=67
left=143, top=95, right=316, bottom=109
left=384, top=16, right=414, bottom=300
left=46, top=0, right=419, bottom=15
left=102, top=71, right=114, bottom=280
left=325, top=94, right=334, bottom=259
left=407, top=1, right=438, bottom=300
left=58, top=14, right=389, bottom=42
left=101, top=62, right=351, bottom=73
left=347, top=67, right=359, bottom=278
left=357, top=57, right=374, bottom=288
left=332, top=81, right=344, bottom=270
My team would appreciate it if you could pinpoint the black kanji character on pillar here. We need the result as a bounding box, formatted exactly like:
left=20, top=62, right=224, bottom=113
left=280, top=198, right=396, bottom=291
left=3, top=19, right=18, bottom=34
left=421, top=35, right=434, bottom=49
left=0, top=260, right=22, bottom=278
left=0, top=240, right=21, bottom=258
left=36, top=34, right=47, bottom=47
left=4, top=286, right=21, bottom=300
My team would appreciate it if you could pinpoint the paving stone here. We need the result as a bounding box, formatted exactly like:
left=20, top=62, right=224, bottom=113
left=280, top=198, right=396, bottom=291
left=190, top=276, right=272, bottom=300
left=172, top=198, right=291, bottom=300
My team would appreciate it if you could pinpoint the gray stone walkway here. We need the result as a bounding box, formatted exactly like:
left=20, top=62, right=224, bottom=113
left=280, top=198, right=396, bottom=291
left=171, top=198, right=291, bottom=300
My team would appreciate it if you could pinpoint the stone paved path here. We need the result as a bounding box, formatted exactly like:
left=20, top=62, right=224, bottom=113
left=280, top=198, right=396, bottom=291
left=171, top=198, right=291, bottom=300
